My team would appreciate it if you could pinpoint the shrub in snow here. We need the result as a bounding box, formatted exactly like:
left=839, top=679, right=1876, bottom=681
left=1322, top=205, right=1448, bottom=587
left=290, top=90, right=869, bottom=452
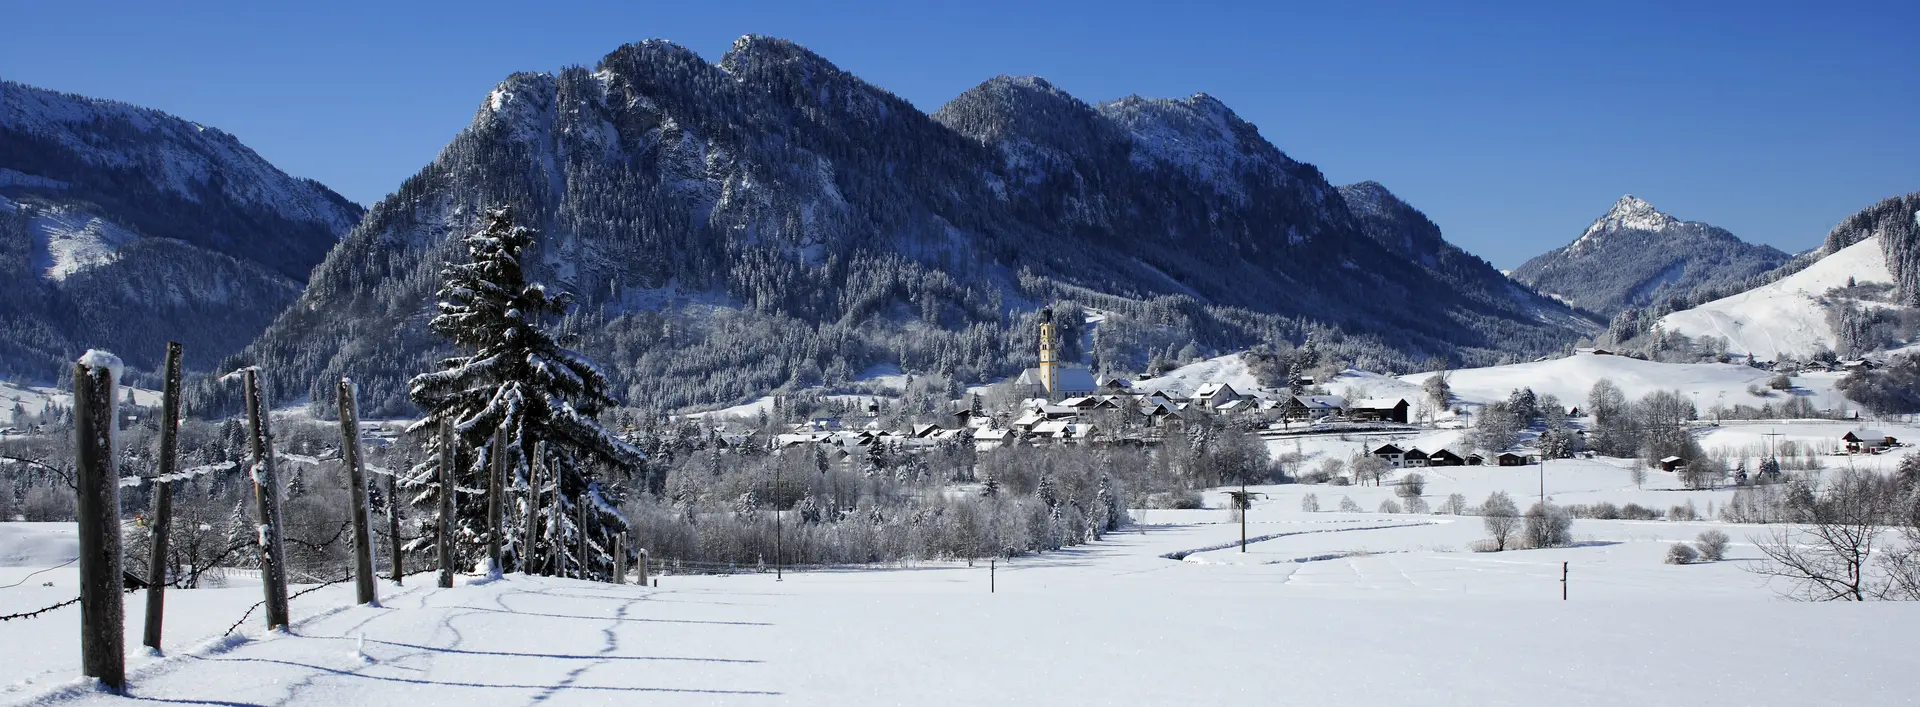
left=1338, top=496, right=1362, bottom=513
left=1377, top=499, right=1402, bottom=514
left=1403, top=496, right=1431, bottom=515
left=1696, top=530, right=1730, bottom=561
left=1523, top=503, right=1574, bottom=548
left=1481, top=491, right=1520, bottom=551
left=1666, top=542, right=1699, bottom=564
left=1300, top=493, right=1320, bottom=513
left=1396, top=473, right=1425, bottom=499
left=1298, top=470, right=1332, bottom=485
left=1151, top=490, right=1204, bottom=510
left=1440, top=493, right=1468, bottom=515
left=1668, top=501, right=1699, bottom=521
left=1328, top=476, right=1352, bottom=487
left=1619, top=503, right=1663, bottom=521
left=1589, top=501, right=1621, bottom=520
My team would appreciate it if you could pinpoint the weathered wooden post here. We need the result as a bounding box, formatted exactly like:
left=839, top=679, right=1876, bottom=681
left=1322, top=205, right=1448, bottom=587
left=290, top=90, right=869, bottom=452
left=546, top=446, right=562, bottom=577
left=74, top=352, right=125, bottom=691
left=387, top=464, right=404, bottom=585
left=487, top=427, right=505, bottom=578
left=243, top=368, right=291, bottom=630
left=436, top=419, right=455, bottom=589
left=336, top=378, right=377, bottom=605
left=522, top=442, right=540, bottom=575
left=143, top=342, right=182, bottom=651
left=612, top=533, right=626, bottom=584
left=637, top=548, right=648, bottom=586
left=577, top=493, right=589, bottom=580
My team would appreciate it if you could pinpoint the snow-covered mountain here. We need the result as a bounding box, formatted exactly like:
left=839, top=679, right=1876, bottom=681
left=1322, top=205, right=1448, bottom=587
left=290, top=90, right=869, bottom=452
left=1512, top=195, right=1791, bottom=316
left=1656, top=191, right=1920, bottom=360
left=1337, top=181, right=1596, bottom=334
left=223, top=36, right=1594, bottom=416
left=0, top=81, right=363, bottom=379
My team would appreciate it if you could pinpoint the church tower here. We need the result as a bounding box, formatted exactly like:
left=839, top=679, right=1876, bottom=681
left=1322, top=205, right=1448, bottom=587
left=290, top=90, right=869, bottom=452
left=1038, top=307, right=1059, bottom=398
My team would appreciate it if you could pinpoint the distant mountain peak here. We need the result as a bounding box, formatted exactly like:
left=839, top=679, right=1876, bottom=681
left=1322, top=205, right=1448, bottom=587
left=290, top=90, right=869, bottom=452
left=1583, top=194, right=1677, bottom=239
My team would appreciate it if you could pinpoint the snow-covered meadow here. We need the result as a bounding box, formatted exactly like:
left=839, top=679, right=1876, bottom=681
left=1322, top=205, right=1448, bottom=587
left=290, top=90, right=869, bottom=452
left=6, top=451, right=1920, bottom=706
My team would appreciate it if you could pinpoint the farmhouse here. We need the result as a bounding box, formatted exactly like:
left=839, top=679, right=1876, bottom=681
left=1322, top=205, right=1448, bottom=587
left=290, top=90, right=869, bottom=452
left=1659, top=456, right=1686, bottom=472
left=1426, top=448, right=1466, bottom=467
left=1843, top=430, right=1897, bottom=453
left=1370, top=443, right=1406, bottom=467
left=1286, top=395, right=1348, bottom=420
left=1194, top=382, right=1243, bottom=409
left=1401, top=447, right=1431, bottom=468
left=1495, top=452, right=1528, bottom=467
left=1350, top=397, right=1410, bottom=423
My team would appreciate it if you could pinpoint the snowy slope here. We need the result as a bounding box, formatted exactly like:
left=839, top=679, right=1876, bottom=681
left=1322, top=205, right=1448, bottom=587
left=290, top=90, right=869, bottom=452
left=1398, top=352, right=1855, bottom=412
left=1131, top=353, right=1269, bottom=397
left=1660, top=236, right=1896, bottom=359
left=0, top=379, right=162, bottom=424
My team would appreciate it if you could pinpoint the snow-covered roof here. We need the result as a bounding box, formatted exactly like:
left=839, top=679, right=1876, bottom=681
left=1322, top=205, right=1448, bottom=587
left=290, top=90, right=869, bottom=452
left=1294, top=395, right=1347, bottom=409
left=1845, top=430, right=1891, bottom=441
left=1371, top=443, right=1404, bottom=455
left=1032, top=420, right=1071, bottom=435
left=1195, top=382, right=1237, bottom=398
left=1660, top=456, right=1684, bottom=463
left=1351, top=397, right=1407, bottom=410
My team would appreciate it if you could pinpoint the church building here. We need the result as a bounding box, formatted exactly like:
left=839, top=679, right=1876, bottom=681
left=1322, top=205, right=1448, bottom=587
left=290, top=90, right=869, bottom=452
left=1016, top=307, right=1098, bottom=401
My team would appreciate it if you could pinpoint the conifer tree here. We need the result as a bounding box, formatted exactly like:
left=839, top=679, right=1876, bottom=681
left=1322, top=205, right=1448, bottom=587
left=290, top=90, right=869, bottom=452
left=406, top=207, right=644, bottom=579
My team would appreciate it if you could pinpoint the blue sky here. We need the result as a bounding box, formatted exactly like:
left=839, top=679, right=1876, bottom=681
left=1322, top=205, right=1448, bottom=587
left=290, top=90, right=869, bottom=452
left=4, top=0, right=1914, bottom=268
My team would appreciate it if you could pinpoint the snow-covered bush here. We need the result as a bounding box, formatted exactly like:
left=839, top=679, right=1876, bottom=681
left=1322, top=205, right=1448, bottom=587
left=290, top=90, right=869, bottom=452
left=1338, top=496, right=1362, bottom=513
left=1440, top=493, right=1468, bottom=515
left=1403, top=496, right=1431, bottom=515
left=1523, top=503, right=1574, bottom=548
left=1300, top=493, right=1320, bottom=513
left=1696, top=530, right=1731, bottom=561
left=1666, top=542, right=1699, bottom=564
left=1377, top=499, right=1402, bottom=514
left=1396, top=473, right=1425, bottom=499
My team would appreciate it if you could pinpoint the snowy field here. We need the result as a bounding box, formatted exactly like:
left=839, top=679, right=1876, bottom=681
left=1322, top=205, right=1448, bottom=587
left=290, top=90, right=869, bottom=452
left=6, top=455, right=1920, bottom=706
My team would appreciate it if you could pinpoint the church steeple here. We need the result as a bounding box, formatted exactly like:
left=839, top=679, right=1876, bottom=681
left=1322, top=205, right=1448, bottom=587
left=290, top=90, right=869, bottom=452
left=1038, top=307, right=1059, bottom=399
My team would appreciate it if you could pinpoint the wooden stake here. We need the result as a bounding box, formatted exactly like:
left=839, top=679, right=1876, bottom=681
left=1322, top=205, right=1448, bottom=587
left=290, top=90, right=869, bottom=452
left=577, top=492, right=589, bottom=580
left=436, top=419, right=455, bottom=589
left=387, top=462, right=404, bottom=585
left=143, top=342, right=182, bottom=651
left=637, top=548, right=648, bottom=586
left=243, top=368, right=290, bottom=630
left=487, top=428, right=506, bottom=578
left=612, top=533, right=625, bottom=584
left=547, top=445, right=561, bottom=577
left=74, top=356, right=125, bottom=691
left=337, top=378, right=377, bottom=605
left=521, top=442, right=540, bottom=575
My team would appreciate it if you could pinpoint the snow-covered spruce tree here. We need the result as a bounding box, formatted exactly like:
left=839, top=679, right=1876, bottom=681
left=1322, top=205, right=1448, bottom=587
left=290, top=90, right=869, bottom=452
left=405, top=207, right=644, bottom=580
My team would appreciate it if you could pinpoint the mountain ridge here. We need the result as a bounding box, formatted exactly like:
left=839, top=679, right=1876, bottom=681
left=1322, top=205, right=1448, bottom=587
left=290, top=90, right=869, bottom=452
left=1513, top=194, right=1791, bottom=316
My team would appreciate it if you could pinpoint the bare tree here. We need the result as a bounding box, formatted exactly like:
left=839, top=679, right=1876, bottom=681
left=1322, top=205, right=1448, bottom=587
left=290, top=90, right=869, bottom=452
left=1695, top=530, right=1731, bottom=562
left=1752, top=471, right=1890, bottom=600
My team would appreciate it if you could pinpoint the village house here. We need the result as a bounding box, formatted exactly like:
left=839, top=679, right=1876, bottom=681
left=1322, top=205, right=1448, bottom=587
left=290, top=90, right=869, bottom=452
left=1843, top=430, right=1897, bottom=453
left=1349, top=397, right=1410, bottom=423
left=1371, top=443, right=1407, bottom=468
left=1285, top=394, right=1348, bottom=421
left=1659, top=456, right=1687, bottom=472
left=1426, top=448, right=1466, bottom=466
left=1495, top=452, right=1528, bottom=467
left=1194, top=382, right=1244, bottom=409
left=1401, top=447, right=1430, bottom=468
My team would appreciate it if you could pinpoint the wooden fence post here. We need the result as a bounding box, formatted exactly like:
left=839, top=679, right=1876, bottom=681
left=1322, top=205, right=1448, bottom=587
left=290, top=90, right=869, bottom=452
left=637, top=548, right=648, bottom=586
left=578, top=494, right=589, bottom=580
left=143, top=342, right=182, bottom=651
left=243, top=368, right=291, bottom=630
left=387, top=464, right=404, bottom=585
left=74, top=353, right=125, bottom=692
left=437, top=419, right=455, bottom=589
left=336, top=378, right=377, bottom=605
left=487, top=428, right=505, bottom=578
left=546, top=444, right=561, bottom=577
left=522, top=442, right=540, bottom=575
left=612, top=533, right=625, bottom=584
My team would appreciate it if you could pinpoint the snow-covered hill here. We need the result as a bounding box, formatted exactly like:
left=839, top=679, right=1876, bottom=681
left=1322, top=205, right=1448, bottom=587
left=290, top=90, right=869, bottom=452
left=1394, top=352, right=1854, bottom=413
left=1659, top=236, right=1896, bottom=360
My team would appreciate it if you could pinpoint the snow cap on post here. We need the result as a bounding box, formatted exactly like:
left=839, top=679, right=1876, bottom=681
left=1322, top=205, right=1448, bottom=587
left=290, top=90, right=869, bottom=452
left=78, top=350, right=124, bottom=384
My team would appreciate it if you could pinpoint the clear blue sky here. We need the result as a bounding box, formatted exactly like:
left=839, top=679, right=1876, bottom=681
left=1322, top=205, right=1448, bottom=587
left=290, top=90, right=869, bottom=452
left=4, top=0, right=1914, bottom=268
